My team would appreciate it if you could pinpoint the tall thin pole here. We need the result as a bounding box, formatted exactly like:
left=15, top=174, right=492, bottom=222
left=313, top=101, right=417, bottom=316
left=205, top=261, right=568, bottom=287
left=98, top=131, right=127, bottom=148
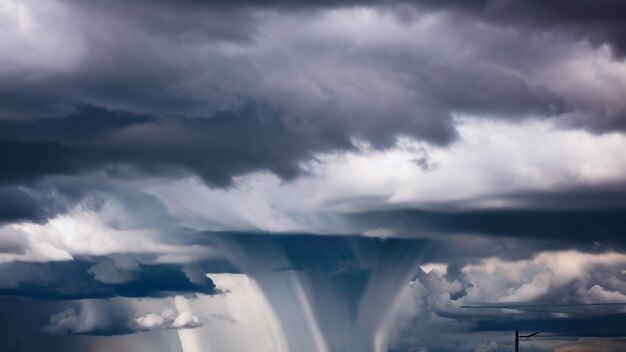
left=515, top=329, right=519, bottom=352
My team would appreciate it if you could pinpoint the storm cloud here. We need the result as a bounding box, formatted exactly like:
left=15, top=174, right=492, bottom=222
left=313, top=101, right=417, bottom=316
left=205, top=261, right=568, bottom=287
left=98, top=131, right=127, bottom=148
left=2, top=0, right=626, bottom=351
left=2, top=0, right=626, bottom=188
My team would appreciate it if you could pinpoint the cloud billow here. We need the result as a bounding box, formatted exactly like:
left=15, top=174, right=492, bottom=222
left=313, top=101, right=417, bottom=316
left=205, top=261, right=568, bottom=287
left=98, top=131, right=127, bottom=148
left=2, top=0, right=626, bottom=188
left=1, top=0, right=626, bottom=351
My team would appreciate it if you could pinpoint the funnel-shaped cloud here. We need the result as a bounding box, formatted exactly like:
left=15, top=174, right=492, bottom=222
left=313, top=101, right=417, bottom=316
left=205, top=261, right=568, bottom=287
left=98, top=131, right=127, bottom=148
left=212, top=234, right=430, bottom=352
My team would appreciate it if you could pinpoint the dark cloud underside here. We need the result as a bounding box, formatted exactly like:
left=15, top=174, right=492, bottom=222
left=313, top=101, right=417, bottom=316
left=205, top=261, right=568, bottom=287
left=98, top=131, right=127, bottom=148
left=0, top=260, right=216, bottom=300
left=354, top=208, right=626, bottom=247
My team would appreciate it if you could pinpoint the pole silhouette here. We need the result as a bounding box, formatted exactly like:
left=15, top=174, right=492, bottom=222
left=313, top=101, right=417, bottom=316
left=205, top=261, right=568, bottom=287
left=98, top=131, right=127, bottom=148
left=515, top=330, right=540, bottom=351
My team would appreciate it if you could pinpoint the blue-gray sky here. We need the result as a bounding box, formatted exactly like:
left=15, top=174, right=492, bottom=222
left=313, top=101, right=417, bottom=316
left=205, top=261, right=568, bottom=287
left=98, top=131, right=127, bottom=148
left=1, top=0, right=626, bottom=351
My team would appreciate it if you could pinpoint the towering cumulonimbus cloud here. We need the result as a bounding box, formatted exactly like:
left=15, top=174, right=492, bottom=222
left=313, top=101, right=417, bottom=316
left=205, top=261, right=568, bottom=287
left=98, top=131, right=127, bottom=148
left=2, top=0, right=626, bottom=351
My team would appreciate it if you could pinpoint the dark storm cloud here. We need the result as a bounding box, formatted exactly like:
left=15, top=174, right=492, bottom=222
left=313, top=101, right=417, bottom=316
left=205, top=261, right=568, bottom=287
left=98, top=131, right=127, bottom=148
left=1, top=0, right=625, bottom=190
left=212, top=232, right=432, bottom=272
left=334, top=183, right=626, bottom=263
left=0, top=104, right=353, bottom=186
left=0, top=105, right=154, bottom=142
left=0, top=1, right=258, bottom=118
left=430, top=0, right=626, bottom=56
left=80, top=0, right=626, bottom=55
left=353, top=207, right=626, bottom=247
left=0, top=181, right=78, bottom=224
left=0, top=187, right=50, bottom=223
left=490, top=185, right=626, bottom=210
left=0, top=164, right=182, bottom=226
left=0, top=140, right=82, bottom=184
left=1, top=1, right=624, bottom=350
left=63, top=0, right=259, bottom=42
left=0, top=259, right=216, bottom=300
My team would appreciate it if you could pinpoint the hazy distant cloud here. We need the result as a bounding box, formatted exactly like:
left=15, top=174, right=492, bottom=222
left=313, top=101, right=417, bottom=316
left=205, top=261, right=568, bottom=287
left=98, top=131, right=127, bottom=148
left=41, top=298, right=205, bottom=336
left=42, top=306, right=203, bottom=335
left=42, top=308, right=90, bottom=335
left=553, top=338, right=626, bottom=352
left=134, top=309, right=203, bottom=331
left=389, top=250, right=626, bottom=351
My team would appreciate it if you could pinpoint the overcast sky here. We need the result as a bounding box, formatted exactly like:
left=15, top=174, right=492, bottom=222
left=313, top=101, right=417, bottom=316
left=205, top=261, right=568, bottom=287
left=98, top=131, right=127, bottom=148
left=1, top=0, right=626, bottom=351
